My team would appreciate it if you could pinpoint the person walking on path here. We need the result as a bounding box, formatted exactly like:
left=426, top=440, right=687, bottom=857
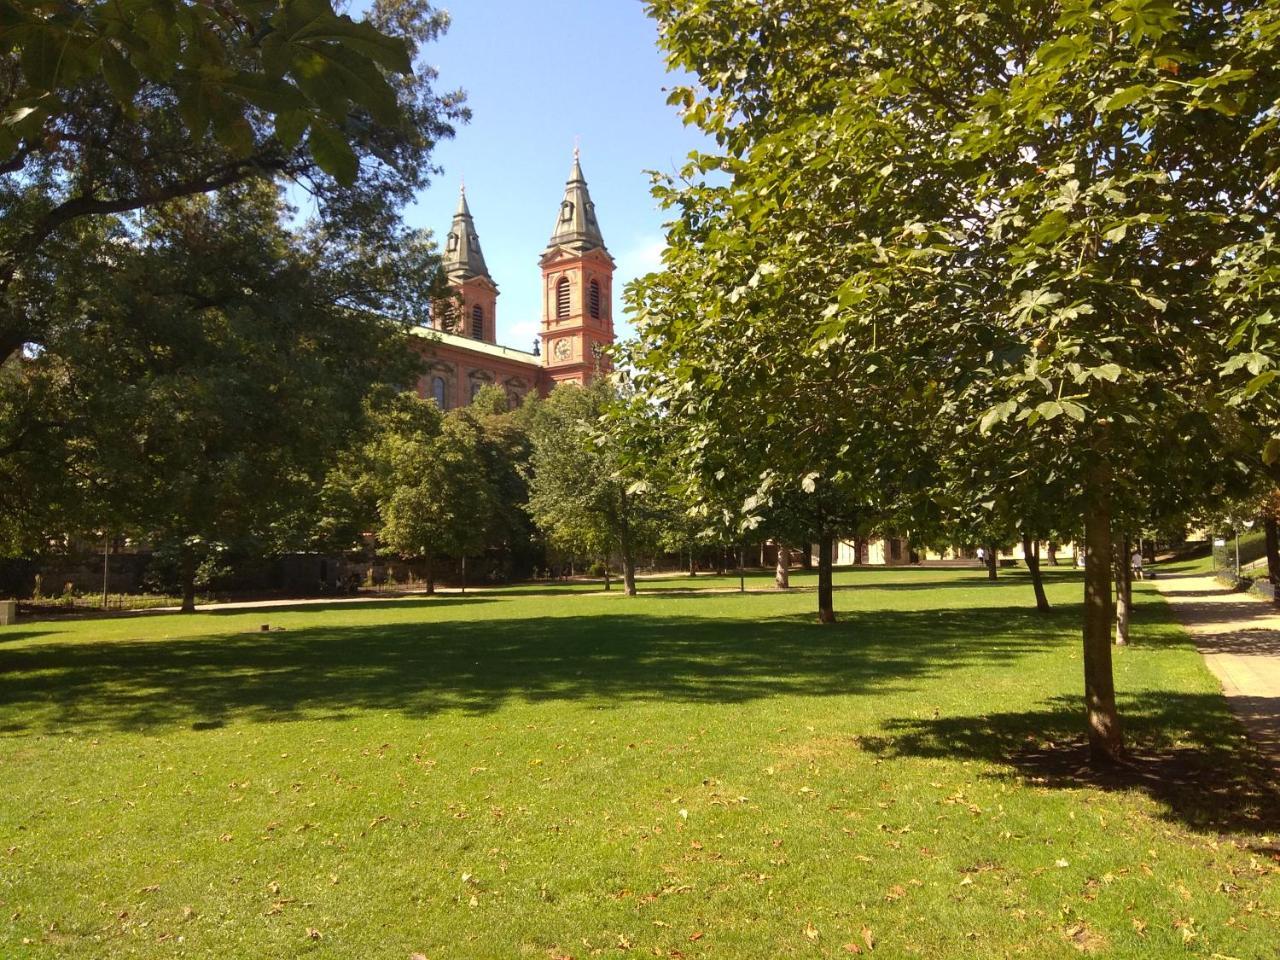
left=1131, top=548, right=1144, bottom=581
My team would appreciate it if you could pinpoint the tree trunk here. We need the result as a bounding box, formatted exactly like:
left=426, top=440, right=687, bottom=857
left=1047, top=541, right=1059, bottom=566
left=1265, top=517, right=1280, bottom=592
left=180, top=544, right=197, bottom=614
left=775, top=541, right=790, bottom=589
left=985, top=542, right=998, bottom=580
left=102, top=536, right=111, bottom=611
left=424, top=553, right=436, bottom=595
left=1113, top=537, right=1131, bottom=646
left=800, top=544, right=812, bottom=570
left=688, top=549, right=696, bottom=577
left=1083, top=471, right=1125, bottom=765
left=817, top=533, right=836, bottom=624
left=1023, top=534, right=1049, bottom=612
left=622, top=553, right=636, bottom=596
left=603, top=561, right=611, bottom=591
left=460, top=555, right=467, bottom=594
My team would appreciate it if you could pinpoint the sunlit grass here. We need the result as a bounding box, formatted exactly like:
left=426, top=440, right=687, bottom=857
left=1, top=566, right=1275, bottom=959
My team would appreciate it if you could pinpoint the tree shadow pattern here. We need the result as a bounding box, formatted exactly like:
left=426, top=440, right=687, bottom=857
left=860, top=692, right=1280, bottom=837
left=2, top=584, right=1275, bottom=837
left=0, top=602, right=1057, bottom=735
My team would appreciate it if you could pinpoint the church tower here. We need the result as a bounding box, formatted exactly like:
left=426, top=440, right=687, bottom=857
left=441, top=185, right=498, bottom=343
left=539, top=151, right=615, bottom=385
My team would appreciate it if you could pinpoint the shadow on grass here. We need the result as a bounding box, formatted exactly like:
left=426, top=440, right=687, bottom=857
left=0, top=605, right=1061, bottom=735
left=860, top=692, right=1280, bottom=837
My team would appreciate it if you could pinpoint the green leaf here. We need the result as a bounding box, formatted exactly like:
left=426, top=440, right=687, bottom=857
left=274, top=109, right=308, bottom=151
left=1035, top=400, right=1064, bottom=421
left=308, top=121, right=358, bottom=184
left=1099, top=84, right=1151, bottom=112
left=100, top=43, right=140, bottom=102
left=1242, top=371, right=1277, bottom=398
left=1060, top=400, right=1086, bottom=422
left=1263, top=437, right=1280, bottom=466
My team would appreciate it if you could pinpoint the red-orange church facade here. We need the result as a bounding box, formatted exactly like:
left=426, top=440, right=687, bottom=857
left=412, top=152, right=615, bottom=408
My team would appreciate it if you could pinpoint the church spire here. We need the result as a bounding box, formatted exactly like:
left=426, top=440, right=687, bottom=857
left=546, top=147, right=607, bottom=255
left=443, top=183, right=492, bottom=283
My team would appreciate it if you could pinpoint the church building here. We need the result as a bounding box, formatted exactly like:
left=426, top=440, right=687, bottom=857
left=413, top=152, right=616, bottom=407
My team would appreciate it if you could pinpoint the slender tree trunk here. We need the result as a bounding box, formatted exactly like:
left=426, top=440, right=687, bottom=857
left=425, top=553, right=435, bottom=595
left=985, top=542, right=998, bottom=580
left=620, top=505, right=637, bottom=596
left=800, top=544, right=812, bottom=570
left=603, top=560, right=611, bottom=591
left=1023, top=534, right=1049, bottom=612
left=461, top=555, right=467, bottom=594
left=180, top=544, right=197, bottom=614
left=1113, top=537, right=1131, bottom=646
left=688, top=549, right=696, bottom=577
left=1083, top=467, right=1125, bottom=765
left=817, top=532, right=836, bottom=624
left=738, top=545, right=745, bottom=593
left=775, top=541, right=790, bottom=589
left=1047, top=542, right=1059, bottom=566
left=102, top=536, right=111, bottom=611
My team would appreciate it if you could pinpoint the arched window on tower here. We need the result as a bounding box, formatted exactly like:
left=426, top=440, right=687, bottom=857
left=588, top=279, right=601, bottom=320
left=555, top=277, right=570, bottom=319
left=431, top=376, right=447, bottom=409
left=471, top=303, right=484, bottom=340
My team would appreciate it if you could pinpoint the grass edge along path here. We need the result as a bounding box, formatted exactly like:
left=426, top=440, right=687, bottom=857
left=1, top=567, right=1277, bottom=959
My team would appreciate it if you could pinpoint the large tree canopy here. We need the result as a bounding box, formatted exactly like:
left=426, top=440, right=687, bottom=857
left=0, top=181, right=426, bottom=605
left=1, top=0, right=466, bottom=363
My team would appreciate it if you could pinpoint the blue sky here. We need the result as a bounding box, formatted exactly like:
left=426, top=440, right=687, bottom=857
left=402, top=0, right=707, bottom=349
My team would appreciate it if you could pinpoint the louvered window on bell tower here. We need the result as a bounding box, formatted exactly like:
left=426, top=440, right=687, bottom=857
left=555, top=277, right=570, bottom=319
left=471, top=304, right=484, bottom=339
left=589, top=279, right=601, bottom=320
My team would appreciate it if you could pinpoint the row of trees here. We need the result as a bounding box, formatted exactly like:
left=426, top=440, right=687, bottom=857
left=628, top=0, right=1279, bottom=764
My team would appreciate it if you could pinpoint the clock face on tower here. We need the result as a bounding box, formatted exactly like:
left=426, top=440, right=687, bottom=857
left=553, top=338, right=572, bottom=362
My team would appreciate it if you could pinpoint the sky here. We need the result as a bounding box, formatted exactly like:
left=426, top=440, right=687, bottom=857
left=402, top=0, right=708, bottom=350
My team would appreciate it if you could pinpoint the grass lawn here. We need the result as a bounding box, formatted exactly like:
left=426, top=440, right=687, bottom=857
left=1, top=567, right=1277, bottom=959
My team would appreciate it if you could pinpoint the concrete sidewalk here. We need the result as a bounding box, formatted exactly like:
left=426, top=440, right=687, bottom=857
left=1152, top=573, right=1280, bottom=771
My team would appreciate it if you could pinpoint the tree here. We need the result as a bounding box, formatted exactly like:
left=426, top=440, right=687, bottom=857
left=640, top=0, right=1270, bottom=764
left=631, top=1, right=944, bottom=624
left=526, top=381, right=659, bottom=596
left=2, top=181, right=424, bottom=608
left=2, top=0, right=467, bottom=365
left=381, top=413, right=496, bottom=592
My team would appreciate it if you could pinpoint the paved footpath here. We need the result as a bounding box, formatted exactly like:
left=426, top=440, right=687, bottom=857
left=1152, top=573, right=1280, bottom=770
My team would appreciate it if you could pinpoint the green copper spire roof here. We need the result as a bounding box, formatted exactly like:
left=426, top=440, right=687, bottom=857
left=443, top=184, right=492, bottom=283
left=546, top=149, right=607, bottom=255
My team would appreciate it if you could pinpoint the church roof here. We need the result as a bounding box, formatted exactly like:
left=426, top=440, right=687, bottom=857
left=410, top=325, right=540, bottom=366
left=443, top=186, right=492, bottom=283
left=545, top=151, right=608, bottom=256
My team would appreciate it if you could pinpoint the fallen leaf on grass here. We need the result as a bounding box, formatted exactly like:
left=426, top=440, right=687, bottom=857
left=305, top=927, right=321, bottom=940
left=688, top=931, right=704, bottom=942
left=803, top=921, right=819, bottom=941
left=842, top=944, right=862, bottom=954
